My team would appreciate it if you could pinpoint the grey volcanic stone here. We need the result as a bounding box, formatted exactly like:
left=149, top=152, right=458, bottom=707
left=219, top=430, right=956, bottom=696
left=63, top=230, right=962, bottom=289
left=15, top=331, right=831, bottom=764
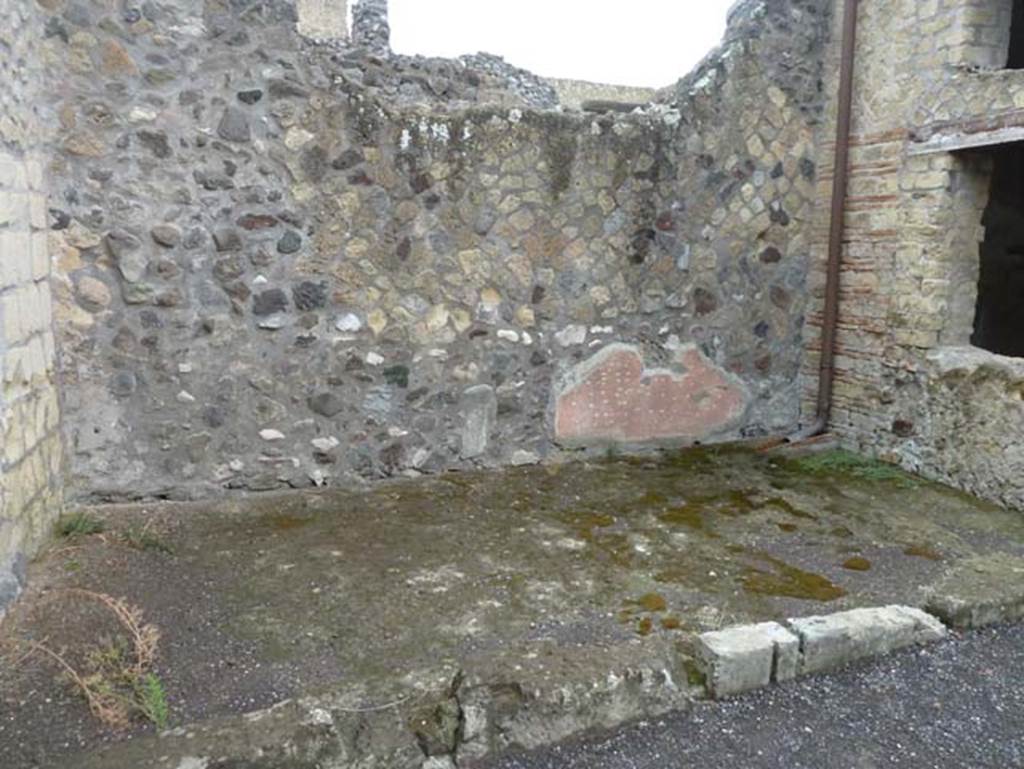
left=151, top=223, right=182, bottom=247
left=213, top=228, right=243, bottom=252
left=218, top=106, right=251, bottom=142
left=293, top=281, right=327, bottom=311
left=253, top=289, right=288, bottom=316
left=309, top=392, right=345, bottom=417
left=277, top=230, right=302, bottom=254
left=106, top=229, right=147, bottom=282
left=137, top=129, right=172, bottom=158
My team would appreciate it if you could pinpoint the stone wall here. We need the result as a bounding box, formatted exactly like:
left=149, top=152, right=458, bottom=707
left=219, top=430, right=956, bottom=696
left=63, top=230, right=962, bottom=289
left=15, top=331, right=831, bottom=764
left=546, top=79, right=657, bottom=110
left=37, top=0, right=831, bottom=503
left=296, top=0, right=348, bottom=40
left=803, top=0, right=1024, bottom=509
left=9, top=0, right=1024, bottom=535
left=0, top=0, right=63, bottom=616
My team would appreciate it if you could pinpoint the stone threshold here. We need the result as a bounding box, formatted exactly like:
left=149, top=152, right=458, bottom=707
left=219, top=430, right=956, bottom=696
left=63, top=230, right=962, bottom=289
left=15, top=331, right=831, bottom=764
left=63, top=590, right=1024, bottom=769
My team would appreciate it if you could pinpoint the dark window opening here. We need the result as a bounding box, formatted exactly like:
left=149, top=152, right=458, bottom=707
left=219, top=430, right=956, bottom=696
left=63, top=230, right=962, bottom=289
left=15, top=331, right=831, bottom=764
left=1009, top=0, right=1024, bottom=68
left=972, top=143, right=1024, bottom=357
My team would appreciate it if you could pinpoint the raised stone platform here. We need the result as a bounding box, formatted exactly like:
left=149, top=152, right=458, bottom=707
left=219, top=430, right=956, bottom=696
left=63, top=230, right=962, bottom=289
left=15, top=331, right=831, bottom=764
left=2, top=446, right=1023, bottom=767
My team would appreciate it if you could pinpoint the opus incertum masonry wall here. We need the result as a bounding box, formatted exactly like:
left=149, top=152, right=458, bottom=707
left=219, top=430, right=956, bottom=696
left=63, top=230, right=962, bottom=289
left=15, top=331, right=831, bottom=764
left=40, top=0, right=829, bottom=502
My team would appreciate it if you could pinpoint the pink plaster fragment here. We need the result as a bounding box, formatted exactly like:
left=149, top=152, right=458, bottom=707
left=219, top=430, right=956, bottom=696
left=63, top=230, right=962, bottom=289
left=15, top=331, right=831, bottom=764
left=554, top=344, right=749, bottom=445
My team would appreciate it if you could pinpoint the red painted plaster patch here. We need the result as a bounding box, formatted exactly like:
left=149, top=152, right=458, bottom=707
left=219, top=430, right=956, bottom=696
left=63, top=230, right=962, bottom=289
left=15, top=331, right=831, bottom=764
left=554, top=343, right=749, bottom=445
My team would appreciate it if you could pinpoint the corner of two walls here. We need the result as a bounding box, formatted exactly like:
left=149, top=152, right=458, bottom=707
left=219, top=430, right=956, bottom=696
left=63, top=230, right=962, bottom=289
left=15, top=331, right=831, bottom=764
left=805, top=0, right=1024, bottom=510
left=36, top=0, right=830, bottom=505
left=0, top=0, right=64, bottom=617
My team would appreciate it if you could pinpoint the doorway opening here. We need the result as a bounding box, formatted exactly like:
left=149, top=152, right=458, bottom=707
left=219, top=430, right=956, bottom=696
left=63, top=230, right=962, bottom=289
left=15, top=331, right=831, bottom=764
left=1008, top=0, right=1024, bottom=68
left=972, top=142, right=1024, bottom=356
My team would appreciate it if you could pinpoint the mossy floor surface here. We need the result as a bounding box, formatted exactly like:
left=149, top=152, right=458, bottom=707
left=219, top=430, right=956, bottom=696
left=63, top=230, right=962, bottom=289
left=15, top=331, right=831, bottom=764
left=3, top=447, right=1023, bottom=767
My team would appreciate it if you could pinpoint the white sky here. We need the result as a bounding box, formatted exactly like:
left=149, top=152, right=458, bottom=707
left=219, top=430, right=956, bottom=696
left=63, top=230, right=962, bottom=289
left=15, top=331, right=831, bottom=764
left=388, top=0, right=735, bottom=89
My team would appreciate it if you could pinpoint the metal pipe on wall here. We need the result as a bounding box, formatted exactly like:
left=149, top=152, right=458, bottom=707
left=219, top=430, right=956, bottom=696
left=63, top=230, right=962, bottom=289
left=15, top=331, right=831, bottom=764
left=798, top=0, right=861, bottom=439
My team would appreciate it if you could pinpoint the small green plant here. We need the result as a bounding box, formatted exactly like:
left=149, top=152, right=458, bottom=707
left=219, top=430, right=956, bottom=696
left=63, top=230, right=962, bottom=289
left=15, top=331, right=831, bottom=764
left=135, top=673, right=170, bottom=730
left=58, top=512, right=104, bottom=538
left=792, top=449, right=918, bottom=486
left=120, top=525, right=174, bottom=555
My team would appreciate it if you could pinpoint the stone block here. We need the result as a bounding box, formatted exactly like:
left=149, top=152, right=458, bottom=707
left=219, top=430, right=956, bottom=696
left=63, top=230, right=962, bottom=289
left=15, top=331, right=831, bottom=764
left=297, top=0, right=349, bottom=39
left=789, top=606, right=947, bottom=676
left=924, top=554, right=1024, bottom=628
left=460, top=385, right=497, bottom=459
left=696, top=621, right=800, bottom=698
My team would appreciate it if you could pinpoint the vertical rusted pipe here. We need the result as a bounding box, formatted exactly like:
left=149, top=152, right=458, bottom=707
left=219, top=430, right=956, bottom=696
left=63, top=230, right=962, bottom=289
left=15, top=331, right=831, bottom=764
left=810, top=0, right=860, bottom=434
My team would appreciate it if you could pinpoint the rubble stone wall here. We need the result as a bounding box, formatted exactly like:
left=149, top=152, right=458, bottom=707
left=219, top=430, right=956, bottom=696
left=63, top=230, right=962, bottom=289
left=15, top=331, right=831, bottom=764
left=0, top=0, right=63, bottom=616
left=297, top=0, right=348, bottom=40
left=37, top=0, right=831, bottom=503
left=804, top=0, right=1024, bottom=509
left=546, top=79, right=658, bottom=110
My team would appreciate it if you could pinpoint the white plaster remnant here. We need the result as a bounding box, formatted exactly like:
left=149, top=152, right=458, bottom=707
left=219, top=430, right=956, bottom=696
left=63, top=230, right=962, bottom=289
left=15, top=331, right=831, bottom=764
left=555, top=325, right=587, bottom=347
left=175, top=758, right=210, bottom=769
left=128, top=107, right=157, bottom=123
left=510, top=449, right=540, bottom=466
left=259, top=429, right=285, bottom=441
left=335, top=313, right=363, bottom=333
left=311, top=437, right=340, bottom=452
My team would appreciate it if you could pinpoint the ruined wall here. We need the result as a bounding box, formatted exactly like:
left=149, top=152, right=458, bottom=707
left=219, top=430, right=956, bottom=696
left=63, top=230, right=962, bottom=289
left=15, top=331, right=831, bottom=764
left=0, top=0, right=64, bottom=615
left=296, top=0, right=348, bottom=40
left=39, top=0, right=831, bottom=502
left=803, top=0, right=1024, bottom=509
left=546, top=79, right=657, bottom=110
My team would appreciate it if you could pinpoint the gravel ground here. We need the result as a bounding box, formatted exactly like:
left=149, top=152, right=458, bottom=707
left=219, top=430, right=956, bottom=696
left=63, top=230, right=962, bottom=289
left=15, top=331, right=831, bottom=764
left=487, top=623, right=1024, bottom=769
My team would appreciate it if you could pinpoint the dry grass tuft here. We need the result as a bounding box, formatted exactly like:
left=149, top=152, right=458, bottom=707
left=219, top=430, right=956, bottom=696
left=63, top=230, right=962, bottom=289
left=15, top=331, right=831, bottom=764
left=25, top=590, right=167, bottom=730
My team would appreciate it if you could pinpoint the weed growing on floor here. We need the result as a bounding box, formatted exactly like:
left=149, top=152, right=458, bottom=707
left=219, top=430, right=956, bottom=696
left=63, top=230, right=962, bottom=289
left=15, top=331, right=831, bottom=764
left=134, top=673, right=170, bottom=730
left=26, top=590, right=169, bottom=730
left=119, top=525, right=174, bottom=555
left=791, top=449, right=919, bottom=486
left=57, top=512, right=104, bottom=538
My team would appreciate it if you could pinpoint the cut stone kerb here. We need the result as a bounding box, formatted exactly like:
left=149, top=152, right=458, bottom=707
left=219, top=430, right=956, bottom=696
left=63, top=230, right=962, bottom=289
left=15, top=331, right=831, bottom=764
left=697, top=606, right=949, bottom=700
left=696, top=622, right=800, bottom=698
left=789, top=606, right=947, bottom=676
left=553, top=343, right=749, bottom=446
